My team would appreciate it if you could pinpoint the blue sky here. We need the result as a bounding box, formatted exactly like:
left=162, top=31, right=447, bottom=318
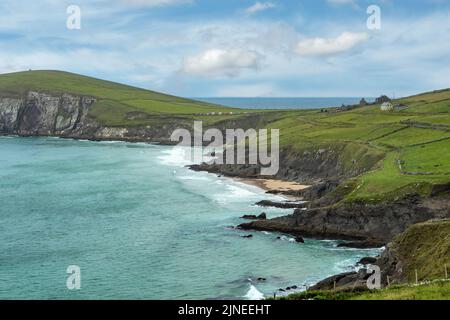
left=0, top=0, right=449, bottom=97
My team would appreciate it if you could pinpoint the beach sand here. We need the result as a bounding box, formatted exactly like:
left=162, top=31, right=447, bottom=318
left=238, top=178, right=309, bottom=193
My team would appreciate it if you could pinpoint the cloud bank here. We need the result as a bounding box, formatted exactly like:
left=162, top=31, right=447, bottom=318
left=181, top=49, right=264, bottom=77
left=295, top=32, right=369, bottom=56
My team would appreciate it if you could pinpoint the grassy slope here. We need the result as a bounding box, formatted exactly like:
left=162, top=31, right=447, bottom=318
left=389, top=220, right=450, bottom=283
left=0, top=70, right=247, bottom=126
left=280, top=281, right=450, bottom=300
left=1, top=70, right=449, bottom=202
left=283, top=220, right=450, bottom=300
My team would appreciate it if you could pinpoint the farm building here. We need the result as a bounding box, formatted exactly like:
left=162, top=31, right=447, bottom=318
left=381, top=102, right=394, bottom=111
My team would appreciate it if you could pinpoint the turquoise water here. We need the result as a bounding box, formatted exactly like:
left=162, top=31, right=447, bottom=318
left=0, top=137, right=380, bottom=300
left=194, top=97, right=374, bottom=110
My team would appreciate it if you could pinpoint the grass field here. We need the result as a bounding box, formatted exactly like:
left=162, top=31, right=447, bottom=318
left=1, top=70, right=449, bottom=203
left=280, top=281, right=450, bottom=300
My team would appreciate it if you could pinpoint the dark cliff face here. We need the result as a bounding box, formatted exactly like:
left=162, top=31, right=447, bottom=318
left=0, top=91, right=188, bottom=143
left=0, top=91, right=96, bottom=136
left=189, top=149, right=341, bottom=184
left=190, top=145, right=379, bottom=186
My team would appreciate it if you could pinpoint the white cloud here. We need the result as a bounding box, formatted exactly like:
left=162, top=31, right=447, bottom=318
left=295, top=32, right=369, bottom=56
left=181, top=49, right=265, bottom=77
left=244, top=2, right=276, bottom=14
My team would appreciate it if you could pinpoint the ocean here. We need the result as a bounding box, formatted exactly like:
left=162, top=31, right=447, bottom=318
left=194, top=97, right=374, bottom=110
left=0, top=137, right=380, bottom=299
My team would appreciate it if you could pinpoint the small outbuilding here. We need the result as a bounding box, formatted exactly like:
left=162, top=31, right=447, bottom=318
left=381, top=102, right=393, bottom=111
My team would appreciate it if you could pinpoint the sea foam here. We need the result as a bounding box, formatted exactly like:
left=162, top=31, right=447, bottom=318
left=244, top=284, right=264, bottom=300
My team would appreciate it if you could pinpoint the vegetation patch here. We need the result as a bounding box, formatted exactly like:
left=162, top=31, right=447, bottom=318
left=279, top=280, right=450, bottom=300
left=390, top=220, right=450, bottom=283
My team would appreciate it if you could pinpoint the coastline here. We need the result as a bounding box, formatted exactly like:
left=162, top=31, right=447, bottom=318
left=0, top=135, right=381, bottom=300
left=3, top=136, right=446, bottom=298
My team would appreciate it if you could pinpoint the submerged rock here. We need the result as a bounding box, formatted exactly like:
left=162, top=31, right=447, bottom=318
left=295, top=236, right=305, bottom=243
left=257, top=278, right=267, bottom=282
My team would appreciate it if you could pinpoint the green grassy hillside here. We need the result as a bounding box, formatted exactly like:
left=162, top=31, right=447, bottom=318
left=264, top=89, right=450, bottom=202
left=281, top=280, right=450, bottom=300
left=389, top=220, right=450, bottom=283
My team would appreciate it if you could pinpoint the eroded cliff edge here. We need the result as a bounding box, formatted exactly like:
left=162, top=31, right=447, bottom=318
left=0, top=91, right=188, bottom=143
left=239, top=194, right=450, bottom=245
left=0, top=92, right=97, bottom=137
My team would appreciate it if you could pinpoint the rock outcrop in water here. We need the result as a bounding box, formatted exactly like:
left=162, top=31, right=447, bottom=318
left=239, top=194, right=450, bottom=245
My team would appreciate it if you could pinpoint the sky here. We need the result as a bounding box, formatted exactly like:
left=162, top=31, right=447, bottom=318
left=0, top=0, right=449, bottom=98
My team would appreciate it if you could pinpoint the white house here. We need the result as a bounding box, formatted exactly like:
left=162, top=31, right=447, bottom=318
left=381, top=102, right=393, bottom=111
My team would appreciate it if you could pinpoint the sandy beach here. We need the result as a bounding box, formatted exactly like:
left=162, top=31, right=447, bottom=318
left=238, top=178, right=310, bottom=193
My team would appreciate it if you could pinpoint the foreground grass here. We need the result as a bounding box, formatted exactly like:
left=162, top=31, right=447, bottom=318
left=281, top=281, right=450, bottom=300
left=388, top=220, right=450, bottom=283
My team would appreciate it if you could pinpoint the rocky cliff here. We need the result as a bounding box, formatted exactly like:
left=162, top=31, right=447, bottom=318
left=0, top=91, right=97, bottom=137
left=190, top=142, right=383, bottom=186
left=239, top=194, right=450, bottom=244
left=0, top=91, right=189, bottom=143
